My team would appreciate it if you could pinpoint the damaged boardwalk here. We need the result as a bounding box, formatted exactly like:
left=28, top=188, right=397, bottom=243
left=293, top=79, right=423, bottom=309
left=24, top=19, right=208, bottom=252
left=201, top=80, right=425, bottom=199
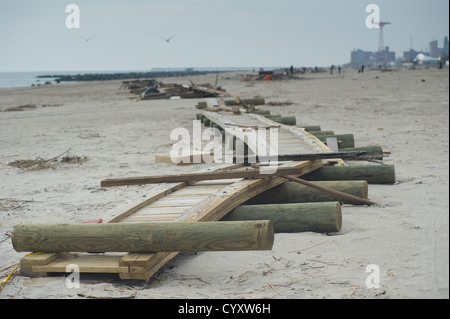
left=16, top=112, right=332, bottom=281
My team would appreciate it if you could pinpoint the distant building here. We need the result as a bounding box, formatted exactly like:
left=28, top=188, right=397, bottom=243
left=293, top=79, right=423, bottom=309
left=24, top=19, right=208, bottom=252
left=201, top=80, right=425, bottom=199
left=350, top=47, right=395, bottom=67
left=351, top=36, right=449, bottom=67
left=376, top=46, right=396, bottom=66
left=350, top=49, right=375, bottom=67
left=429, top=40, right=440, bottom=58
left=443, top=36, right=449, bottom=59
left=403, top=49, right=425, bottom=62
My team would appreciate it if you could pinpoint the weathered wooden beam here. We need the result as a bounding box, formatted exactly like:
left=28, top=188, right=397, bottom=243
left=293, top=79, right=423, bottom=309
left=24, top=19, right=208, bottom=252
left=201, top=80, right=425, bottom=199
left=12, top=221, right=274, bottom=253
left=100, top=167, right=303, bottom=187
left=234, top=151, right=384, bottom=163
left=339, top=146, right=384, bottom=160
left=223, top=202, right=342, bottom=233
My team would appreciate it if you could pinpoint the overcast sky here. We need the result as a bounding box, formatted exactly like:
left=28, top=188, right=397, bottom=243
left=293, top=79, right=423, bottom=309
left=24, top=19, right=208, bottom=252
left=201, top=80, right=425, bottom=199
left=0, top=0, right=448, bottom=72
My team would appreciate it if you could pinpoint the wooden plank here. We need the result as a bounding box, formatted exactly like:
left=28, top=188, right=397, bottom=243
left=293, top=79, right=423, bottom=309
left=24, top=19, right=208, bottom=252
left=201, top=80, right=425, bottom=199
left=20, top=253, right=61, bottom=266
left=105, top=182, right=186, bottom=223
left=146, top=197, right=205, bottom=207
left=132, top=205, right=190, bottom=213
left=119, top=253, right=178, bottom=280
left=120, top=215, right=180, bottom=222
left=234, top=151, right=383, bottom=163
left=119, top=252, right=177, bottom=270
left=32, top=254, right=129, bottom=274
left=165, top=185, right=226, bottom=196
left=100, top=167, right=305, bottom=187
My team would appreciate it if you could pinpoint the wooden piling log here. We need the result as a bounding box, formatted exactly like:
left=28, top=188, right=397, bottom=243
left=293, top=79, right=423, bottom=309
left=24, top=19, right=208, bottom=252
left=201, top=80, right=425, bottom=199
left=303, top=165, right=396, bottom=184
left=196, top=114, right=206, bottom=121
left=224, top=98, right=266, bottom=106
left=280, top=116, right=297, bottom=125
left=222, top=202, right=341, bottom=233
left=297, top=125, right=321, bottom=132
left=251, top=109, right=271, bottom=116
left=309, top=131, right=335, bottom=136
left=212, top=123, right=224, bottom=132
left=265, top=115, right=282, bottom=121
left=245, top=180, right=368, bottom=205
left=284, top=175, right=376, bottom=205
left=12, top=221, right=274, bottom=253
left=266, top=115, right=296, bottom=125
left=196, top=102, right=207, bottom=109
left=203, top=117, right=211, bottom=126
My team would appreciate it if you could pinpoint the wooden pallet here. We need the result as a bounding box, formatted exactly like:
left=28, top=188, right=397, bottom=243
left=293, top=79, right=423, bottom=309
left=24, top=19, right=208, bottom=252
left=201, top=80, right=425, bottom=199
left=19, top=113, right=332, bottom=281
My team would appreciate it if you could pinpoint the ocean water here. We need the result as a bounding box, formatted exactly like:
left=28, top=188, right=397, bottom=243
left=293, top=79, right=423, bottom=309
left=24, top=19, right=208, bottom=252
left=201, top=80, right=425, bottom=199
left=0, top=72, right=60, bottom=88
left=0, top=68, right=265, bottom=88
left=0, top=70, right=136, bottom=88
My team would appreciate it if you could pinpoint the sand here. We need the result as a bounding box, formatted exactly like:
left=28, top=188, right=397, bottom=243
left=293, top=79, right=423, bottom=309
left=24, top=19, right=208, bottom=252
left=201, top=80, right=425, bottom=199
left=0, top=67, right=448, bottom=299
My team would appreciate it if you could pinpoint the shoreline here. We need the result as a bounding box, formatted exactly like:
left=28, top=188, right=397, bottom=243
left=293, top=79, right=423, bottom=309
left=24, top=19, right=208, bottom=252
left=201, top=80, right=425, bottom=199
left=0, top=64, right=443, bottom=90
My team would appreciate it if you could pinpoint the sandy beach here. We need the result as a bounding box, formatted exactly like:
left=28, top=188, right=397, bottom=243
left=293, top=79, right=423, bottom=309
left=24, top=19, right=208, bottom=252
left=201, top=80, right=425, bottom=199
left=0, top=67, right=448, bottom=299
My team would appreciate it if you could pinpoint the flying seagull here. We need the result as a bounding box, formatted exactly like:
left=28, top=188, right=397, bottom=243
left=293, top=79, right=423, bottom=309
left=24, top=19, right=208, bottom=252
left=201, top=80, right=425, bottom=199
left=161, top=36, right=174, bottom=43
left=82, top=36, right=93, bottom=42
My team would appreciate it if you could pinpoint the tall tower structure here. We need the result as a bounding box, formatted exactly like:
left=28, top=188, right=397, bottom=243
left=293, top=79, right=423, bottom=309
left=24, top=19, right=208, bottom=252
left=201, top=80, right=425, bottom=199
left=443, top=36, right=449, bottom=59
left=374, top=20, right=391, bottom=65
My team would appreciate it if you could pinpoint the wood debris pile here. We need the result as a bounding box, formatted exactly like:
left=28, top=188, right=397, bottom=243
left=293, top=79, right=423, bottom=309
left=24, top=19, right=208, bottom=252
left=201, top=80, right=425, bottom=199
left=121, top=79, right=227, bottom=101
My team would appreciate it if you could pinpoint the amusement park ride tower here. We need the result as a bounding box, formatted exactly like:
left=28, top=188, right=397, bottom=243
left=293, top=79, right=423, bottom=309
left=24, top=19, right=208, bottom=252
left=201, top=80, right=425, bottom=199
left=374, top=20, right=391, bottom=65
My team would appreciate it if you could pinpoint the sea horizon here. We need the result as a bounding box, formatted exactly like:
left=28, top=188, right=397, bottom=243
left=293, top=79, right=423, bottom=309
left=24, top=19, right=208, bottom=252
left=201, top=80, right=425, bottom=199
left=0, top=70, right=152, bottom=88
left=0, top=66, right=286, bottom=89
